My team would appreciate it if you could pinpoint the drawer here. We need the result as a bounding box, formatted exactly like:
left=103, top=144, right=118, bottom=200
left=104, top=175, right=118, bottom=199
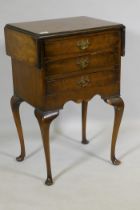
left=45, top=51, right=120, bottom=75
left=46, top=71, right=119, bottom=95
left=44, top=31, right=121, bottom=58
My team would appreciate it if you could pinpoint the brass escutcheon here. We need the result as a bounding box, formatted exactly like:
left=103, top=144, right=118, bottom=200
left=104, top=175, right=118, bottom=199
left=78, top=76, right=90, bottom=88
left=77, top=39, right=90, bottom=50
left=77, top=57, right=89, bottom=70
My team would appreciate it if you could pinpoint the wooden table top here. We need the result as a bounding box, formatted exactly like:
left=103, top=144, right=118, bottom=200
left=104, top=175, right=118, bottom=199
left=6, top=16, right=123, bottom=37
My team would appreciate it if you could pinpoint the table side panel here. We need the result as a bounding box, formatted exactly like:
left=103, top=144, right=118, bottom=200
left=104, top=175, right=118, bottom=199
left=11, top=59, right=46, bottom=109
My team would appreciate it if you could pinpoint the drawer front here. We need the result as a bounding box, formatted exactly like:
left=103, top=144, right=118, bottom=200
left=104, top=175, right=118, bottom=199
left=46, top=71, right=120, bottom=95
left=44, top=31, right=121, bottom=58
left=45, top=51, right=120, bottom=75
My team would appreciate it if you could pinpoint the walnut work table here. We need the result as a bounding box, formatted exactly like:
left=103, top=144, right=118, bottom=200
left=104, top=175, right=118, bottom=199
left=4, top=16, right=125, bottom=185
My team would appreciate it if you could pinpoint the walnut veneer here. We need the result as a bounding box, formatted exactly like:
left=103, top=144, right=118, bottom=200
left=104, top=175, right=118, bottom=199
left=4, top=16, right=125, bottom=185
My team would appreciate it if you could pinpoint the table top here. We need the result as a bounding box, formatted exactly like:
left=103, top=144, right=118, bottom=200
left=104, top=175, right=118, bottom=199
left=6, top=16, right=123, bottom=38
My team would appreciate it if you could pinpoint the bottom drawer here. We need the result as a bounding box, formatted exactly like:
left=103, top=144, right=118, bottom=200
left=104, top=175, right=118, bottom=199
left=44, top=71, right=120, bottom=110
left=46, top=71, right=120, bottom=95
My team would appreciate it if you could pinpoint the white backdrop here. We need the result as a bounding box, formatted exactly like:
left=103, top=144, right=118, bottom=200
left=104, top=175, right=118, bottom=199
left=0, top=0, right=140, bottom=132
left=1, top=1, right=140, bottom=210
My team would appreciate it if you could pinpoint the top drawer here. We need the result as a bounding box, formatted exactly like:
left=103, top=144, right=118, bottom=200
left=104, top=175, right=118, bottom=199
left=44, top=30, right=121, bottom=59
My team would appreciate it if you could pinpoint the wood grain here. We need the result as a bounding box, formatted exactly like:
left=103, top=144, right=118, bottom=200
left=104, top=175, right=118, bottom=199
left=45, top=51, right=120, bottom=75
left=5, top=28, right=37, bottom=65
left=45, top=30, right=120, bottom=58
left=4, top=16, right=125, bottom=185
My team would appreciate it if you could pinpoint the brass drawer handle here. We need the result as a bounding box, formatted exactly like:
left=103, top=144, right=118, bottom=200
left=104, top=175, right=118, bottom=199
left=77, top=39, right=90, bottom=50
left=77, top=57, right=89, bottom=70
left=77, top=76, right=90, bottom=88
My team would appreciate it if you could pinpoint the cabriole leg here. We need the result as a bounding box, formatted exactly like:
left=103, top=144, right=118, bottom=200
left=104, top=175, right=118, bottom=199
left=34, top=109, right=59, bottom=186
left=104, top=96, right=124, bottom=165
left=10, top=96, right=25, bottom=161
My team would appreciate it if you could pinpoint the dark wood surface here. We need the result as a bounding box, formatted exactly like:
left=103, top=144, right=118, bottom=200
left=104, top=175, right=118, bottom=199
left=4, top=16, right=125, bottom=186
left=5, top=16, right=123, bottom=37
left=44, top=30, right=120, bottom=58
